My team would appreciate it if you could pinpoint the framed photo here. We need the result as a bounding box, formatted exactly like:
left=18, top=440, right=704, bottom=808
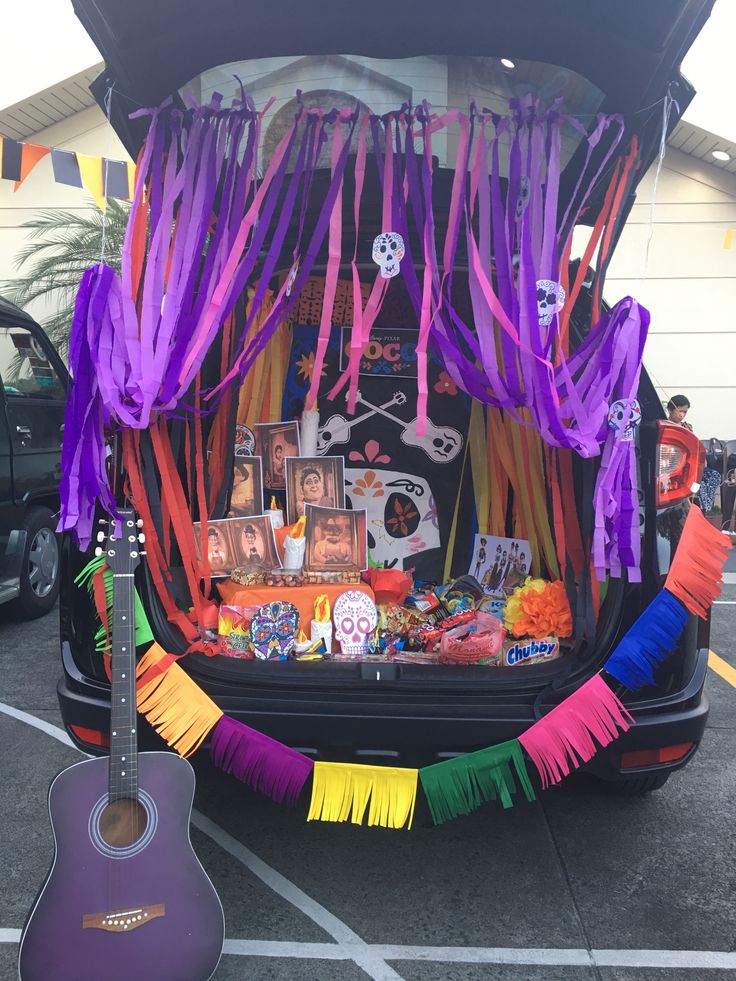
left=255, top=422, right=300, bottom=490
left=285, top=456, right=345, bottom=525
left=194, top=515, right=281, bottom=576
left=229, top=456, right=264, bottom=517
left=304, top=505, right=368, bottom=573
left=468, top=534, right=531, bottom=596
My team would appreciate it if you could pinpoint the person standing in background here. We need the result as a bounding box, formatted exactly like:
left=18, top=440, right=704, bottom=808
left=667, top=394, right=693, bottom=431
left=667, top=393, right=720, bottom=514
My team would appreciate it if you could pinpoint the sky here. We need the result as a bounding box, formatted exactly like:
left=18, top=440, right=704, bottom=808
left=0, top=0, right=734, bottom=144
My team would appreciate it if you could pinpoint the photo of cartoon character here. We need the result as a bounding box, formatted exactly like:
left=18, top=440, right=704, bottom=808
left=285, top=456, right=345, bottom=524
left=229, top=514, right=281, bottom=570
left=255, top=422, right=300, bottom=489
left=470, top=535, right=530, bottom=595
left=304, top=505, right=368, bottom=573
left=229, top=456, right=264, bottom=517
left=194, top=514, right=281, bottom=575
left=206, top=525, right=231, bottom=574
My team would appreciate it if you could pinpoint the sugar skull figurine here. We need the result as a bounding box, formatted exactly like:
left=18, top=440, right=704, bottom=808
left=372, top=232, right=405, bottom=279
left=249, top=601, right=299, bottom=660
left=608, top=398, right=642, bottom=441
left=536, top=279, right=566, bottom=327
left=333, top=590, right=378, bottom=658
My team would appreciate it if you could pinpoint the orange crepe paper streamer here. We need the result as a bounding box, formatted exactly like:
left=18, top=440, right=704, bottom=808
left=136, top=643, right=223, bottom=757
left=665, top=505, right=732, bottom=618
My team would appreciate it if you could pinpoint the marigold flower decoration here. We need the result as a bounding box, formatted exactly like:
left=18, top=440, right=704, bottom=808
left=504, top=578, right=573, bottom=640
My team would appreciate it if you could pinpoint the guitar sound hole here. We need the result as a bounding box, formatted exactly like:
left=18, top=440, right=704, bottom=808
left=98, top=798, right=148, bottom=848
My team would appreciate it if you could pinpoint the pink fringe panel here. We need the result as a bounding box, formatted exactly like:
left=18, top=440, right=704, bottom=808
left=518, top=674, right=634, bottom=789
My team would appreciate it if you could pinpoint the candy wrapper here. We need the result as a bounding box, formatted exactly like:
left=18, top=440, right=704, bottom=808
left=439, top=612, right=506, bottom=665
left=502, top=635, right=561, bottom=667
left=218, top=604, right=260, bottom=658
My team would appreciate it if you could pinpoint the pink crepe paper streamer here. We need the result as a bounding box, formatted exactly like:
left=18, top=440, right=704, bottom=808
left=518, top=674, right=634, bottom=789
left=209, top=714, right=313, bottom=805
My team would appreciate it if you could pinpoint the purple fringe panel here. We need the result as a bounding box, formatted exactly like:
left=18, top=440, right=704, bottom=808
left=210, top=714, right=313, bottom=805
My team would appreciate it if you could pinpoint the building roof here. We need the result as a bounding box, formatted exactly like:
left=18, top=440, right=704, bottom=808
left=0, top=64, right=104, bottom=141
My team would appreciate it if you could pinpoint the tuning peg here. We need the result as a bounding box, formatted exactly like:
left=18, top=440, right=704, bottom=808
left=98, top=518, right=108, bottom=525
left=138, top=533, right=146, bottom=543
left=94, top=547, right=103, bottom=557
left=97, top=531, right=105, bottom=542
left=139, top=550, right=147, bottom=556
left=136, top=519, right=144, bottom=528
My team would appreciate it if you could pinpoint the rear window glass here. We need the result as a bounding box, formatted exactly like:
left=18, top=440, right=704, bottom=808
left=184, top=54, right=604, bottom=172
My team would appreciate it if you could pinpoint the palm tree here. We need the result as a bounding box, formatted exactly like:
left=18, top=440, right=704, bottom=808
left=2, top=198, right=130, bottom=361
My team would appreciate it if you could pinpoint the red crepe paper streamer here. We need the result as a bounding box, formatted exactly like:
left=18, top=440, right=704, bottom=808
left=519, top=674, right=633, bottom=789
left=665, top=504, right=732, bottom=618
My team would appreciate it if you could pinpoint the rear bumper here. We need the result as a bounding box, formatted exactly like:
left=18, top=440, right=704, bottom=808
left=57, top=640, right=710, bottom=779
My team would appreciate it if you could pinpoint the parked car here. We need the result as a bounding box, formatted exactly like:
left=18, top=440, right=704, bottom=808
left=58, top=0, right=714, bottom=793
left=0, top=296, right=67, bottom=617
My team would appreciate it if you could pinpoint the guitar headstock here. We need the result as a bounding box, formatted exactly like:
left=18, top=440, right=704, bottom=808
left=94, top=508, right=145, bottom=574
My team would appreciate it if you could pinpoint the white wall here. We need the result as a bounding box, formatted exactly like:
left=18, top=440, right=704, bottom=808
left=601, top=147, right=736, bottom=440
left=0, top=105, right=130, bottom=326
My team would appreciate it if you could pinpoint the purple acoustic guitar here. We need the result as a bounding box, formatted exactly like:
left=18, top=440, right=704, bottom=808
left=19, top=510, right=224, bottom=981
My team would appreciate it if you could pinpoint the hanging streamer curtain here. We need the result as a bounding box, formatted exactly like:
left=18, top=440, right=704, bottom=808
left=59, top=92, right=647, bottom=581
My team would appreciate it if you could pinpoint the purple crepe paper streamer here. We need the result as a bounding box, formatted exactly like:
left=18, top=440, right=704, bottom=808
left=209, top=714, right=313, bottom=805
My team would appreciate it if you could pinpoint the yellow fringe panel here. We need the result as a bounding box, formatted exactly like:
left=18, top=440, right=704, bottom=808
left=307, top=761, right=418, bottom=830
left=136, top=644, right=223, bottom=757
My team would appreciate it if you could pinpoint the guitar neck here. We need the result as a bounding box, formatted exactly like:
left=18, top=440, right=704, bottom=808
left=109, top=559, right=138, bottom=802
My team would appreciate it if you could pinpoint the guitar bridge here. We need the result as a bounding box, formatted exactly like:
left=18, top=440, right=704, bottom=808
left=82, top=903, right=165, bottom=932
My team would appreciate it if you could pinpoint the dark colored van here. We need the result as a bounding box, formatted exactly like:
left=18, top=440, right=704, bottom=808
left=0, top=297, right=67, bottom=617
left=58, top=0, right=715, bottom=792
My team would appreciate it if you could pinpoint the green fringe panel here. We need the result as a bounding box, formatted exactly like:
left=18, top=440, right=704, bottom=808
left=75, top=554, right=154, bottom=651
left=419, top=739, right=535, bottom=825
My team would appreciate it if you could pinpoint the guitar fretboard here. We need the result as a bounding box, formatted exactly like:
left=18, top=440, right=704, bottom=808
left=108, top=523, right=139, bottom=802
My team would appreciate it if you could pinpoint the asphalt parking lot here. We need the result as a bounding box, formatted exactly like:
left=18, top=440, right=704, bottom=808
left=2, top=580, right=735, bottom=981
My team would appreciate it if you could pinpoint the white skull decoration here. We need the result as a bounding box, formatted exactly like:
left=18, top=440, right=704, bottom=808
left=333, top=590, right=378, bottom=658
left=608, top=398, right=642, bottom=441
left=536, top=280, right=566, bottom=327
left=372, top=232, right=405, bottom=279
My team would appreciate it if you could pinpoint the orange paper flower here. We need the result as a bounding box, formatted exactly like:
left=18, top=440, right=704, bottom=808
left=505, top=578, right=572, bottom=640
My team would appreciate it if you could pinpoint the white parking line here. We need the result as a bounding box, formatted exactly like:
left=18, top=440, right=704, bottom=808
left=2, top=931, right=735, bottom=971
left=3, top=702, right=736, bottom=975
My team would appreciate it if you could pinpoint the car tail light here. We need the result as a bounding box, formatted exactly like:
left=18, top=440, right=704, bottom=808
left=620, top=742, right=694, bottom=769
left=69, top=724, right=110, bottom=749
left=655, top=421, right=705, bottom=507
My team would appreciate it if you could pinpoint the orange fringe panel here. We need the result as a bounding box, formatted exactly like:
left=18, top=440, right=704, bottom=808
left=136, top=643, right=223, bottom=757
left=665, top=505, right=732, bottom=618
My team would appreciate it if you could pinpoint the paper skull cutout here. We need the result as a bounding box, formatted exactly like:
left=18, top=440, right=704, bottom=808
left=607, top=398, right=642, bottom=441
left=372, top=232, right=405, bottom=279
left=536, top=280, right=566, bottom=327
left=333, top=590, right=378, bottom=658
left=249, top=601, right=299, bottom=660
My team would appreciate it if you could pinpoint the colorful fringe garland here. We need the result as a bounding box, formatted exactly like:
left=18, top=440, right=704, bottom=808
left=135, top=644, right=223, bottom=757
left=307, top=762, right=418, bottom=829
left=209, top=715, right=313, bottom=805
left=665, top=505, right=731, bottom=618
left=518, top=674, right=633, bottom=789
left=76, top=494, right=730, bottom=826
left=603, top=590, right=689, bottom=691
left=419, top=740, right=535, bottom=825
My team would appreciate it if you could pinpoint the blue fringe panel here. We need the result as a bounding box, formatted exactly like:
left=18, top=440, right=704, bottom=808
left=604, top=589, right=689, bottom=691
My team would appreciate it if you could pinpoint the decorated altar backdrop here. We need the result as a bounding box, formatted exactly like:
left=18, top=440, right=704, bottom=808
left=60, top=90, right=646, bottom=587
